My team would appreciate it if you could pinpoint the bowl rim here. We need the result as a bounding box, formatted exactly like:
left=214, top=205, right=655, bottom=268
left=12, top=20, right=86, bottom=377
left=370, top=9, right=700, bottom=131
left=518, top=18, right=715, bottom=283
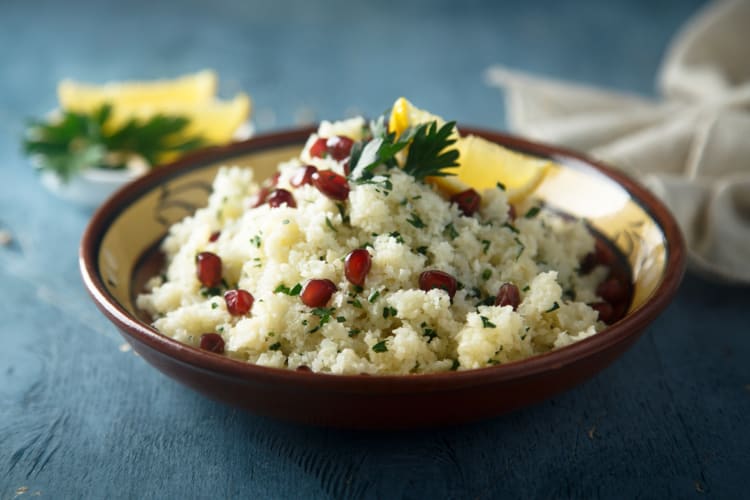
left=80, top=125, right=686, bottom=393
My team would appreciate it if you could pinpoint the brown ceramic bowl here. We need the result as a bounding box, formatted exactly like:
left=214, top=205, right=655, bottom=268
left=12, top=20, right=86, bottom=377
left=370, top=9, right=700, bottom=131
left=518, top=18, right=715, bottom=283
left=80, top=126, right=685, bottom=429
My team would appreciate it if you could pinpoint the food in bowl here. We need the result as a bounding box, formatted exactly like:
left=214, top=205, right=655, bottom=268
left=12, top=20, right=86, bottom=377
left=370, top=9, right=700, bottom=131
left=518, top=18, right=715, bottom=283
left=136, top=105, right=630, bottom=375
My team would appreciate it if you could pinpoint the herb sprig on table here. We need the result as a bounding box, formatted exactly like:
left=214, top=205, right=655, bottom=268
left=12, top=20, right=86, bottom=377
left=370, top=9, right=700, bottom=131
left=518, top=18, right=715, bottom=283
left=22, top=104, right=205, bottom=182
left=349, top=115, right=459, bottom=183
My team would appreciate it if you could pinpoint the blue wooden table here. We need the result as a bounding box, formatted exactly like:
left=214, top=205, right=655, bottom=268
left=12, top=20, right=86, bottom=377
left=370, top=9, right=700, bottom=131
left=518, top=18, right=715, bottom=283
left=3, top=0, right=748, bottom=498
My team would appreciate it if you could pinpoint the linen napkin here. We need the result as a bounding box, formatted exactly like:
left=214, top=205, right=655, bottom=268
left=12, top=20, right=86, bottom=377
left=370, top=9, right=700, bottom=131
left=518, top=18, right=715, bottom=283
left=486, top=0, right=750, bottom=284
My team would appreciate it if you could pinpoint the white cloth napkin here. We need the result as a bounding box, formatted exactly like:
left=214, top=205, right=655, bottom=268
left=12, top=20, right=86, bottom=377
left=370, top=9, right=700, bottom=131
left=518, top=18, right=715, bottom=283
left=486, top=0, right=750, bottom=284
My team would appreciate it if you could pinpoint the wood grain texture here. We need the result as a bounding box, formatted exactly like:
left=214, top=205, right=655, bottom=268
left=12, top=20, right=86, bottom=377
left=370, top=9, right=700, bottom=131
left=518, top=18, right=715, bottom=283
left=4, top=0, right=747, bottom=498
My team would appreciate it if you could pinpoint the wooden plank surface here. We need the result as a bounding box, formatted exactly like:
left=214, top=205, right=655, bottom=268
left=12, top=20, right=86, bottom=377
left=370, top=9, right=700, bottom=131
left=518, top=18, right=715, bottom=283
left=4, top=0, right=748, bottom=498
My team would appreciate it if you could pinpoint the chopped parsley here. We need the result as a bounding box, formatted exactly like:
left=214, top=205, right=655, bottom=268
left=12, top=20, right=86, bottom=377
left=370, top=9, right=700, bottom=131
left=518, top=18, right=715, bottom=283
left=389, top=231, right=405, bottom=244
left=348, top=298, right=363, bottom=308
left=444, top=222, right=459, bottom=240
left=482, top=269, right=492, bottom=281
left=545, top=302, right=560, bottom=313
left=372, top=341, right=388, bottom=353
left=274, top=283, right=302, bottom=296
left=200, top=286, right=223, bottom=297
left=269, top=342, right=281, bottom=351
left=481, top=239, right=491, bottom=254
left=382, top=306, right=398, bottom=318
left=325, top=216, right=337, bottom=232
left=524, top=206, right=541, bottom=219
left=368, top=290, right=380, bottom=303
left=211, top=302, right=219, bottom=309
left=416, top=246, right=428, bottom=255
left=250, top=234, right=262, bottom=248
left=480, top=316, right=497, bottom=328
left=514, top=237, right=525, bottom=259
left=496, top=182, right=506, bottom=191
left=348, top=329, right=361, bottom=337
left=503, top=222, right=520, bottom=234
left=422, top=326, right=438, bottom=342
left=406, top=212, right=426, bottom=229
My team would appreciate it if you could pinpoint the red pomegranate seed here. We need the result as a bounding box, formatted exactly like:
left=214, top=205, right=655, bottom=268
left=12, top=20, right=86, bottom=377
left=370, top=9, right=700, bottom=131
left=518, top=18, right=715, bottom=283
left=301, top=279, right=338, bottom=307
left=344, top=248, right=372, bottom=287
left=196, top=252, right=222, bottom=287
left=224, top=289, right=254, bottom=316
left=591, top=302, right=615, bottom=325
left=450, top=188, right=481, bottom=216
left=267, top=188, right=297, bottom=208
left=326, top=136, right=354, bottom=160
left=250, top=186, right=270, bottom=208
left=418, top=270, right=457, bottom=299
left=507, top=204, right=517, bottom=221
left=309, top=137, right=328, bottom=158
left=312, top=169, right=350, bottom=200
left=495, top=283, right=521, bottom=310
left=209, top=231, right=221, bottom=242
left=199, top=333, right=225, bottom=354
left=290, top=165, right=318, bottom=187
left=597, top=277, right=628, bottom=303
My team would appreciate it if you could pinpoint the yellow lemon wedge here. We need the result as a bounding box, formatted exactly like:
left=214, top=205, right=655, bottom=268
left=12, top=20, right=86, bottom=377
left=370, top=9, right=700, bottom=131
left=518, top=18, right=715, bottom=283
left=432, top=134, right=551, bottom=203
left=57, top=70, right=251, bottom=147
left=108, top=93, right=252, bottom=145
left=58, top=69, right=218, bottom=111
left=388, top=96, right=452, bottom=138
left=388, top=97, right=550, bottom=203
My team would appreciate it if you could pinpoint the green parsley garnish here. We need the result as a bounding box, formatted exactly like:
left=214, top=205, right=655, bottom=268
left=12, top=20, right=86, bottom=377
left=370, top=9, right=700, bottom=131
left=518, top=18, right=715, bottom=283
left=269, top=342, right=281, bottom=351
left=545, top=302, right=560, bottom=313
left=524, top=206, right=541, bottom=219
left=372, top=341, right=388, bottom=353
left=250, top=235, right=262, bottom=248
left=481, top=239, right=491, bottom=254
left=480, top=316, right=496, bottom=328
left=368, top=290, right=380, bottom=303
left=481, top=269, right=492, bottom=281
left=325, top=216, right=337, bottom=232
left=382, top=306, right=398, bottom=319
left=503, top=222, right=520, bottom=234
left=350, top=118, right=458, bottom=183
left=496, top=182, right=506, bottom=191
left=406, top=212, right=426, bottom=229
left=23, top=104, right=204, bottom=182
left=444, top=222, right=459, bottom=240
left=274, top=283, right=302, bottom=296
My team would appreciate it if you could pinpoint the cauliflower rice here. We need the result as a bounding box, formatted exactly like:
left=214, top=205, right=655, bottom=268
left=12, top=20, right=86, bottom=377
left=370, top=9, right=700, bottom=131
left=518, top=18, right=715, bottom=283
left=137, top=117, right=610, bottom=374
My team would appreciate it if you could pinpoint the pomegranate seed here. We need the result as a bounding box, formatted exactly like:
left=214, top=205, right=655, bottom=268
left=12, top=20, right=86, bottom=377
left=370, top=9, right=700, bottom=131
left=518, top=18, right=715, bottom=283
left=309, top=137, right=328, bottom=158
left=418, top=270, right=457, bottom=299
left=495, top=283, right=521, bottom=310
left=312, top=170, right=350, bottom=200
left=209, top=231, right=221, bottom=242
left=326, top=135, right=354, bottom=160
left=196, top=252, right=222, bottom=287
left=597, top=278, right=628, bottom=303
left=250, top=186, right=270, bottom=208
left=267, top=188, right=297, bottom=208
left=290, top=165, right=318, bottom=187
left=507, top=204, right=517, bottom=221
left=591, top=302, right=614, bottom=325
left=199, top=333, right=225, bottom=354
left=343, top=160, right=351, bottom=176
left=224, top=289, right=254, bottom=316
left=450, top=188, right=481, bottom=216
left=344, top=248, right=372, bottom=287
left=301, top=278, right=338, bottom=307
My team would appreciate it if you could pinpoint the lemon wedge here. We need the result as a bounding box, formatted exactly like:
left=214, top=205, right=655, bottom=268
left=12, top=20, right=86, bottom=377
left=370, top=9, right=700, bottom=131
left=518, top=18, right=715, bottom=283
left=388, top=96, right=450, bottom=138
left=388, top=97, right=549, bottom=203
left=58, top=70, right=218, bottom=111
left=57, top=70, right=251, bottom=147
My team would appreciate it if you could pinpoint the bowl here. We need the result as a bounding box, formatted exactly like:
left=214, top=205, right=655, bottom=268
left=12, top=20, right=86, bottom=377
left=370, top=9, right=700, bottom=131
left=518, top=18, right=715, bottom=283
left=80, top=126, right=685, bottom=428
